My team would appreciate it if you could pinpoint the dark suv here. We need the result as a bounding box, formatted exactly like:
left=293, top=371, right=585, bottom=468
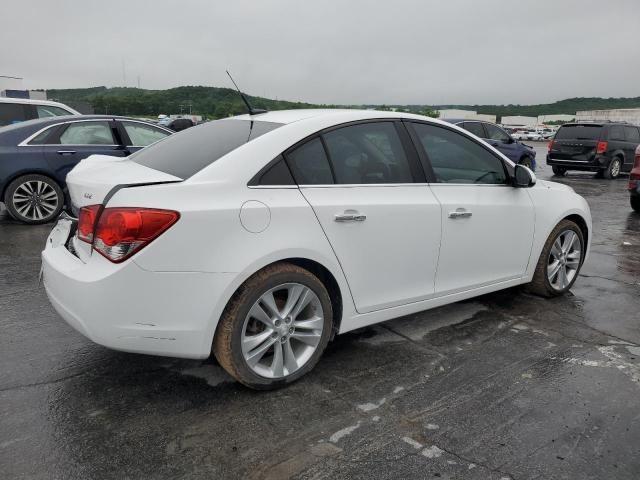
left=547, top=122, right=640, bottom=179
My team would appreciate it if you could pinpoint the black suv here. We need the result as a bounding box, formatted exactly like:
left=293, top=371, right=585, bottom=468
left=547, top=122, right=640, bottom=179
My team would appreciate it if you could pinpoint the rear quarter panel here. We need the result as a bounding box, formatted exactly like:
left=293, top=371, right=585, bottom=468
left=106, top=181, right=357, bottom=354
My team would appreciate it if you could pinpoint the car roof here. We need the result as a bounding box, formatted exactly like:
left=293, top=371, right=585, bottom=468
left=230, top=108, right=438, bottom=125
left=0, top=97, right=77, bottom=109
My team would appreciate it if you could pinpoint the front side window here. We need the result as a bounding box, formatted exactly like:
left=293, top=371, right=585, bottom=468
left=0, top=103, right=27, bottom=126
left=58, top=121, right=115, bottom=145
left=463, top=122, right=485, bottom=138
left=36, top=105, right=72, bottom=118
left=121, top=121, right=170, bottom=146
left=286, top=137, right=333, bottom=185
left=411, top=123, right=507, bottom=184
left=485, top=124, right=511, bottom=143
left=322, top=122, right=413, bottom=184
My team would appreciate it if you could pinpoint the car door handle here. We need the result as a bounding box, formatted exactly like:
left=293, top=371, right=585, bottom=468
left=56, top=150, right=76, bottom=155
left=449, top=209, right=472, bottom=219
left=335, top=211, right=367, bottom=222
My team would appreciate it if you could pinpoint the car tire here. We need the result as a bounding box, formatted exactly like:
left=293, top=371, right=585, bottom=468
left=631, top=195, right=640, bottom=212
left=213, top=262, right=333, bottom=390
left=525, top=220, right=585, bottom=297
left=519, top=156, right=533, bottom=169
left=603, top=157, right=622, bottom=179
left=4, top=174, right=63, bottom=225
left=552, top=166, right=567, bottom=176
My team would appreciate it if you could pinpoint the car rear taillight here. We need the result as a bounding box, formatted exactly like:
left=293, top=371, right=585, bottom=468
left=87, top=208, right=179, bottom=263
left=630, top=145, right=640, bottom=190
left=548, top=139, right=555, bottom=151
left=596, top=141, right=608, bottom=154
left=78, top=205, right=101, bottom=243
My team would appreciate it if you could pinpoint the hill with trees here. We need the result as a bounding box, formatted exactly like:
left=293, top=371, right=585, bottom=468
left=44, top=86, right=640, bottom=121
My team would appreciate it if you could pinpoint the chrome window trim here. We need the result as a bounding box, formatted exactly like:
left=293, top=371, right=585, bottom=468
left=18, top=118, right=172, bottom=147
left=296, top=182, right=511, bottom=188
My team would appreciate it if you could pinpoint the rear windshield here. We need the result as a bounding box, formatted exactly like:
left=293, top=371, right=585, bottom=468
left=130, top=119, right=283, bottom=179
left=555, top=125, right=602, bottom=140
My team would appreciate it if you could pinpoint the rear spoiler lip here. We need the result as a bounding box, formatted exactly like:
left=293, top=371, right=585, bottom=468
left=64, top=180, right=182, bottom=217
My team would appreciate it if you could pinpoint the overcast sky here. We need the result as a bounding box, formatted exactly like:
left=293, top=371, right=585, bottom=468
left=2, top=0, right=639, bottom=105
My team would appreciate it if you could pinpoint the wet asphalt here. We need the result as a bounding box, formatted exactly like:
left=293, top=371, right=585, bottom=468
left=1, top=143, right=639, bottom=480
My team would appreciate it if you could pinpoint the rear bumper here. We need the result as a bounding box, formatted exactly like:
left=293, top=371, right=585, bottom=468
left=42, top=242, right=236, bottom=359
left=546, top=155, right=608, bottom=170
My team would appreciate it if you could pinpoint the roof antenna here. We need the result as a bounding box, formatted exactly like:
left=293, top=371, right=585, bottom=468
left=226, top=70, right=267, bottom=116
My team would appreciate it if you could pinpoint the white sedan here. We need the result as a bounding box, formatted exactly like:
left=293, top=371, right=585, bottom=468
left=42, top=109, right=591, bottom=389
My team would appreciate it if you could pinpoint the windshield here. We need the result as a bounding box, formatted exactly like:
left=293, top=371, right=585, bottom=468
left=555, top=125, right=602, bottom=140
left=131, top=119, right=283, bottom=179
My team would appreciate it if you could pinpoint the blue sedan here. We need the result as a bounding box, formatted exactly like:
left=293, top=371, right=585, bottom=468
left=441, top=118, right=537, bottom=170
left=0, top=115, right=172, bottom=224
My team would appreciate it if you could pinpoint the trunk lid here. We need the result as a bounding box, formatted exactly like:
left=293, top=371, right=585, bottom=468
left=66, top=155, right=182, bottom=210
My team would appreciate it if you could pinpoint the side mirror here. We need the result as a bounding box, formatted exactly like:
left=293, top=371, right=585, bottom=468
left=513, top=164, right=536, bottom=188
left=504, top=137, right=514, bottom=144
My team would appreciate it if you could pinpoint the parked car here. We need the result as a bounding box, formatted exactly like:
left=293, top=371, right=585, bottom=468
left=41, top=109, right=591, bottom=389
left=630, top=144, right=640, bottom=212
left=442, top=119, right=537, bottom=169
left=166, top=117, right=195, bottom=132
left=0, top=115, right=172, bottom=224
left=0, top=98, right=80, bottom=127
left=547, top=122, right=640, bottom=179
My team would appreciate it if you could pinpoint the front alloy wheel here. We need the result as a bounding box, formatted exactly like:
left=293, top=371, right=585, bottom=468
left=547, top=230, right=582, bottom=291
left=214, top=263, right=332, bottom=389
left=5, top=174, right=63, bottom=224
left=526, top=219, right=585, bottom=297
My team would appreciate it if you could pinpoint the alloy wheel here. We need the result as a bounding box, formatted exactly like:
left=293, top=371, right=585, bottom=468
left=12, top=180, right=60, bottom=221
left=610, top=159, right=621, bottom=178
left=547, top=229, right=582, bottom=291
left=241, top=283, right=324, bottom=379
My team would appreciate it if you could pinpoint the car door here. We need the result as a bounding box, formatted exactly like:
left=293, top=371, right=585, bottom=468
left=407, top=121, right=534, bottom=295
left=286, top=121, right=442, bottom=314
left=623, top=126, right=640, bottom=171
left=484, top=123, right=520, bottom=162
left=42, top=119, right=127, bottom=180
left=116, top=120, right=172, bottom=154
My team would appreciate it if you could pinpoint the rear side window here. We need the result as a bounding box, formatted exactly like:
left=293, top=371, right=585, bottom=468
left=463, top=122, right=485, bottom=138
left=411, top=123, right=507, bottom=184
left=323, top=122, right=414, bottom=184
left=254, top=155, right=295, bottom=185
left=609, top=125, right=626, bottom=141
left=131, top=119, right=282, bottom=179
left=0, top=103, right=28, bottom=126
left=286, top=137, right=334, bottom=185
left=555, top=125, right=602, bottom=140
left=121, top=121, right=170, bottom=146
left=625, top=126, right=640, bottom=143
left=36, top=105, right=72, bottom=118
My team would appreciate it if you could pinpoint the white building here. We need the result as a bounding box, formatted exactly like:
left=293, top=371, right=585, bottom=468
left=501, top=116, right=537, bottom=127
left=437, top=109, right=496, bottom=123
left=576, top=108, right=640, bottom=125
left=537, top=114, right=575, bottom=124
left=0, top=76, right=23, bottom=92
